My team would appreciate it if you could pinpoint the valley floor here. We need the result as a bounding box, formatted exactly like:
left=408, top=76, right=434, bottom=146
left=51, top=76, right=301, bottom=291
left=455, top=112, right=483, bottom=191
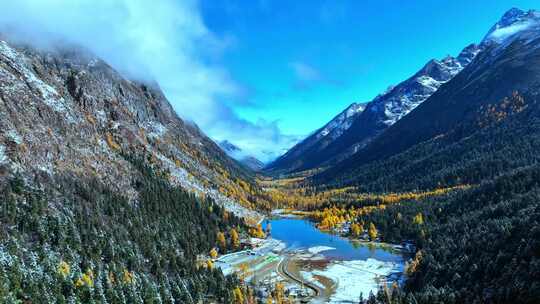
left=216, top=215, right=406, bottom=303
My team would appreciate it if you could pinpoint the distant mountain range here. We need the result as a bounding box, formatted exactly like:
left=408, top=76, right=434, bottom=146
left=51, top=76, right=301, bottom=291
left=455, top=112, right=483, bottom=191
left=218, top=140, right=265, bottom=171
left=267, top=8, right=540, bottom=178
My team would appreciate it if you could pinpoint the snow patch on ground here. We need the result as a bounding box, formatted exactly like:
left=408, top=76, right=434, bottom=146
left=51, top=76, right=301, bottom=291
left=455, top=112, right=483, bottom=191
left=300, top=271, right=325, bottom=290
left=0, top=41, right=78, bottom=123
left=307, top=246, right=336, bottom=254
left=416, top=75, right=441, bottom=91
left=6, top=130, right=22, bottom=144
left=313, top=258, right=403, bottom=302
left=95, top=110, right=107, bottom=123
left=0, top=144, right=7, bottom=164
left=144, top=121, right=168, bottom=139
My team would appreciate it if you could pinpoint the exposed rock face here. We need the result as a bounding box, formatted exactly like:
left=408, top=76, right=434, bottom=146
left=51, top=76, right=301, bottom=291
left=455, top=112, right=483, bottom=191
left=0, top=39, right=260, bottom=219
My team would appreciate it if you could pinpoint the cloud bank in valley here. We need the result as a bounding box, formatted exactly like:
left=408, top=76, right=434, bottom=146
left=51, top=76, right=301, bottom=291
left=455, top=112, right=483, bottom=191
left=0, top=0, right=296, bottom=163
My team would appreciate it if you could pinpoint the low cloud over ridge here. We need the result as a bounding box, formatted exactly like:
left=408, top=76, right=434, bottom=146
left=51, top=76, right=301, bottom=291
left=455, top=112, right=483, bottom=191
left=0, top=0, right=296, bottom=162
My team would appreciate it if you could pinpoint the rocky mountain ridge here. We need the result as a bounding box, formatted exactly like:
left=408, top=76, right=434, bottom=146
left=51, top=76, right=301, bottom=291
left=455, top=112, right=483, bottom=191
left=315, top=7, right=540, bottom=187
left=0, top=39, right=261, bottom=219
left=267, top=42, right=480, bottom=174
left=265, top=102, right=366, bottom=173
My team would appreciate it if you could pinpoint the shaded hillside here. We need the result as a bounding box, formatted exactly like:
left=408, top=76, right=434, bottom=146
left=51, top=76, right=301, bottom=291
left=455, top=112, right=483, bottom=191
left=357, top=165, right=540, bottom=304
left=265, top=102, right=365, bottom=174
left=0, top=39, right=261, bottom=215
left=314, top=91, right=540, bottom=193
left=317, top=9, right=540, bottom=188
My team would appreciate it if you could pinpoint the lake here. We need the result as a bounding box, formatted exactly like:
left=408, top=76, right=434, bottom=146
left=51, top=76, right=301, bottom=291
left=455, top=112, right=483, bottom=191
left=261, top=217, right=406, bottom=302
left=263, top=217, right=403, bottom=262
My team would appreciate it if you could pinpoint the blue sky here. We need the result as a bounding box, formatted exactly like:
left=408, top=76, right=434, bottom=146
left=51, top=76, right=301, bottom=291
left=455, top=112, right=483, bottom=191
left=198, top=0, right=538, bottom=159
left=3, top=1, right=537, bottom=162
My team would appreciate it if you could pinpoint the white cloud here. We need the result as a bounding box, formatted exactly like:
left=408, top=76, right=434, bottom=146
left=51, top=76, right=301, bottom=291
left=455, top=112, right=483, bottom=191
left=487, top=22, right=532, bottom=43
left=290, top=61, right=323, bottom=83
left=209, top=104, right=301, bottom=163
left=0, top=0, right=294, bottom=160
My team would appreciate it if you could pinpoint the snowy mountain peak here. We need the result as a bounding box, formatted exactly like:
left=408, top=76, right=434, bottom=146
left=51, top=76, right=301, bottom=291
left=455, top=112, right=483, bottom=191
left=317, top=102, right=366, bottom=139
left=367, top=43, right=481, bottom=126
left=500, top=8, right=527, bottom=25
left=457, top=43, right=482, bottom=65
left=267, top=41, right=481, bottom=174
left=483, top=8, right=540, bottom=44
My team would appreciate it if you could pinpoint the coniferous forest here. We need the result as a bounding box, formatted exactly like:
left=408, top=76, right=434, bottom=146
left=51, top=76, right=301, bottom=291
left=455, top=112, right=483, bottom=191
left=0, top=157, right=243, bottom=303
left=355, top=166, right=540, bottom=303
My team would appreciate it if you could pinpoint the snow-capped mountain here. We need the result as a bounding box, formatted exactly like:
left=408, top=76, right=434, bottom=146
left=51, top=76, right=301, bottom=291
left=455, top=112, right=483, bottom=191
left=267, top=43, right=481, bottom=174
left=316, top=8, right=540, bottom=186
left=482, top=8, right=540, bottom=44
left=218, top=140, right=265, bottom=171
left=219, top=140, right=242, bottom=155
left=316, top=102, right=366, bottom=140
left=265, top=102, right=366, bottom=173
left=369, top=44, right=481, bottom=127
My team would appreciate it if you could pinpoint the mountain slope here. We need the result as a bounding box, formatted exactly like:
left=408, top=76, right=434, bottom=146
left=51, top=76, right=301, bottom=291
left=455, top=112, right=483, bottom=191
left=316, top=8, right=540, bottom=189
left=265, top=102, right=365, bottom=173
left=268, top=43, right=480, bottom=174
left=0, top=38, right=262, bottom=302
left=241, top=156, right=265, bottom=171
left=0, top=39, right=263, bottom=215
left=358, top=164, right=540, bottom=303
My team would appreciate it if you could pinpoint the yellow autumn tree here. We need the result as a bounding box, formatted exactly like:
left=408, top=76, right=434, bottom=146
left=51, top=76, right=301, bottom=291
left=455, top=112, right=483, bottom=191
left=274, top=282, right=285, bottom=304
left=249, top=224, right=266, bottom=238
left=123, top=269, right=135, bottom=284
left=406, top=250, right=423, bottom=275
left=217, top=231, right=227, bottom=251
left=230, top=228, right=240, bottom=249
left=413, top=212, right=424, bottom=225
left=210, top=248, right=218, bottom=259
left=233, top=287, right=244, bottom=304
left=350, top=223, right=363, bottom=237
left=75, top=269, right=95, bottom=288
left=368, top=222, right=378, bottom=241
left=57, top=261, right=70, bottom=278
left=237, top=262, right=250, bottom=282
